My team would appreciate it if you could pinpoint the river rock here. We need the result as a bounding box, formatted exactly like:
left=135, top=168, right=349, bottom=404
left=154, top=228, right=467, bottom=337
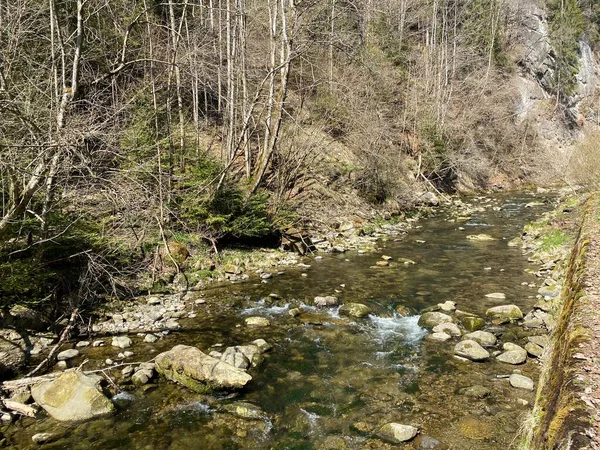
left=466, top=234, right=496, bottom=241
left=497, top=343, right=527, bottom=365
left=155, top=345, right=252, bottom=392
left=75, top=341, right=90, bottom=348
left=314, top=296, right=339, bottom=307
left=433, top=323, right=461, bottom=336
left=461, top=316, right=486, bottom=331
left=427, top=332, right=451, bottom=342
left=485, top=292, right=506, bottom=299
left=111, top=336, right=133, bottom=349
left=144, top=334, right=159, bottom=343
left=31, top=371, right=114, bottom=421
left=339, top=303, right=370, bottom=318
left=528, top=335, right=550, bottom=348
left=220, top=348, right=249, bottom=369
left=378, top=423, right=419, bottom=443
left=251, top=339, right=272, bottom=352
left=485, top=305, right=523, bottom=320
left=454, top=340, right=489, bottom=361
left=396, top=305, right=416, bottom=317
left=57, top=349, right=79, bottom=361
left=244, top=317, right=271, bottom=327
left=32, top=433, right=58, bottom=445
left=525, top=342, right=544, bottom=358
left=463, top=331, right=496, bottom=347
left=509, top=374, right=534, bottom=390
left=538, top=285, right=561, bottom=298
left=223, top=402, right=268, bottom=420
left=459, top=385, right=491, bottom=399
left=437, top=301, right=456, bottom=312
left=132, top=370, right=150, bottom=386
left=418, top=312, right=453, bottom=328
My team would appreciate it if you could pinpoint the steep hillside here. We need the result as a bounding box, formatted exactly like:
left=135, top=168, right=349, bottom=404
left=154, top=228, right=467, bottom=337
left=0, top=0, right=598, bottom=313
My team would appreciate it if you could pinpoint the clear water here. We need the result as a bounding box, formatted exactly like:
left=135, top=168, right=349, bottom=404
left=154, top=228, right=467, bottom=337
left=3, top=193, right=554, bottom=449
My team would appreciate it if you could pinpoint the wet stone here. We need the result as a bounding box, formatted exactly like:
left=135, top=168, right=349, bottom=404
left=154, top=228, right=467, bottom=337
left=432, top=323, right=461, bottom=336
left=463, top=331, right=496, bottom=347
left=244, top=317, right=271, bottom=327
left=418, top=312, right=453, bottom=328
left=57, top=349, right=79, bottom=361
left=427, top=332, right=451, bottom=342
left=458, top=385, right=491, bottom=399
left=377, top=423, right=419, bottom=443
left=111, top=336, right=133, bottom=349
left=461, top=316, right=486, bottom=331
left=454, top=340, right=489, bottom=361
left=525, top=342, right=544, bottom=358
left=509, top=374, right=534, bottom=391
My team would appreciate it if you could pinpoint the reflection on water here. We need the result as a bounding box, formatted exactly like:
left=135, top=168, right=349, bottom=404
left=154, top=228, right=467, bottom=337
left=4, top=193, right=554, bottom=449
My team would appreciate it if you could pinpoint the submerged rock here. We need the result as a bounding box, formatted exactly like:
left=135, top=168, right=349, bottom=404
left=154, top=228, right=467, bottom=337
left=454, top=340, right=489, bottom=361
left=458, top=385, right=491, bottom=399
left=223, top=402, right=268, bottom=420
left=377, top=423, right=419, bottom=443
left=244, top=317, right=271, bottom=327
left=466, top=234, right=496, bottom=241
left=418, top=312, right=453, bottom=328
left=339, top=303, right=370, bottom=318
left=31, top=371, right=114, bottom=421
left=155, top=345, right=252, bottom=393
left=433, top=323, right=461, bottom=336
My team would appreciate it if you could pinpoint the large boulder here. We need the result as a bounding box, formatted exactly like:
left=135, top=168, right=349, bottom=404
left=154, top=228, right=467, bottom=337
left=418, top=312, right=453, bottom=329
left=155, top=345, right=252, bottom=393
left=454, top=340, right=490, bottom=361
left=31, top=371, right=114, bottom=421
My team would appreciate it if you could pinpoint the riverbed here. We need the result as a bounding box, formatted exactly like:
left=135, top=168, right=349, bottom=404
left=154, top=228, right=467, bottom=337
left=4, top=193, right=554, bottom=449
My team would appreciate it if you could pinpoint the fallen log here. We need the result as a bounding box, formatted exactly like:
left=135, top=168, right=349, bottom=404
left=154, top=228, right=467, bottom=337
left=2, top=399, right=37, bottom=417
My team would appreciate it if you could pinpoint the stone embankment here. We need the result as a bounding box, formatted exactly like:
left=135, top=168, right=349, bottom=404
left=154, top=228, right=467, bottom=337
left=522, top=193, right=600, bottom=449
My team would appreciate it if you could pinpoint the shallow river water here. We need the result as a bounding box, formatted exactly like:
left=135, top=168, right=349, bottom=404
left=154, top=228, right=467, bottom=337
left=5, top=193, right=554, bottom=449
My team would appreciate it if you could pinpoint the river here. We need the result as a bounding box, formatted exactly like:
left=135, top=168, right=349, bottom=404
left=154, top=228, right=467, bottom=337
left=4, top=192, right=554, bottom=449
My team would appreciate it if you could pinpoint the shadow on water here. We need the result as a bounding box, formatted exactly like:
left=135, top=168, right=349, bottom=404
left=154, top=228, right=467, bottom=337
left=4, top=193, right=556, bottom=449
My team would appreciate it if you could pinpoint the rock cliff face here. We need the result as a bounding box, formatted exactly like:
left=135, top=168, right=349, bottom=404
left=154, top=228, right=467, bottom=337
left=510, top=0, right=599, bottom=179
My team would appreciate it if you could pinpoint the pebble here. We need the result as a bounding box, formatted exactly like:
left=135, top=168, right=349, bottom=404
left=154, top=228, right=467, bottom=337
left=93, top=340, right=105, bottom=347
left=105, top=359, right=114, bottom=365
left=76, top=341, right=90, bottom=348
left=123, top=351, right=134, bottom=358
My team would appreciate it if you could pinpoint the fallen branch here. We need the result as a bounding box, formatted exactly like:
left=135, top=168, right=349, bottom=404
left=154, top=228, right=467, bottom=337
left=25, top=308, right=79, bottom=378
left=2, top=399, right=37, bottom=417
left=1, top=359, right=156, bottom=391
